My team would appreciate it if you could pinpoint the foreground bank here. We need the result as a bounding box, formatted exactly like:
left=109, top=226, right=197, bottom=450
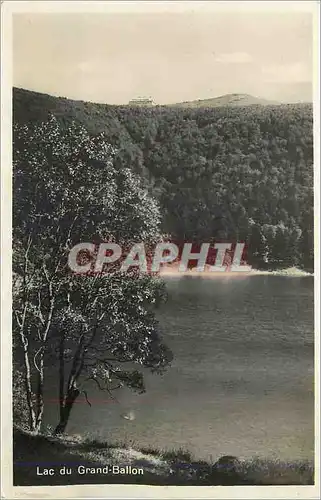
left=13, top=428, right=313, bottom=486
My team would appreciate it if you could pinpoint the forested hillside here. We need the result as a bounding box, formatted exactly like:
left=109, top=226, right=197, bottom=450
left=13, top=87, right=314, bottom=271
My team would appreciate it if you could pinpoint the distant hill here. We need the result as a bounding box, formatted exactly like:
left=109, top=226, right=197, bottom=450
left=168, top=93, right=281, bottom=108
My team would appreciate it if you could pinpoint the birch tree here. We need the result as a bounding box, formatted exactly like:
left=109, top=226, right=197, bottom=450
left=13, top=116, right=172, bottom=434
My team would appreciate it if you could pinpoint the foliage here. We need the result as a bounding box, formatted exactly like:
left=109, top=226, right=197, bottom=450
left=12, top=367, right=30, bottom=430
left=14, top=88, right=314, bottom=271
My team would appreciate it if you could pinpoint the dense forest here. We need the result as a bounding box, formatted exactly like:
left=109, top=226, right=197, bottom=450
left=13, top=87, right=314, bottom=271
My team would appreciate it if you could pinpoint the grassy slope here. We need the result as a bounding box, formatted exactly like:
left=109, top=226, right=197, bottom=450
left=13, top=428, right=313, bottom=486
left=168, top=93, right=281, bottom=108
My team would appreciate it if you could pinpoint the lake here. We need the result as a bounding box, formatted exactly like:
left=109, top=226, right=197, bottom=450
left=44, top=275, right=314, bottom=462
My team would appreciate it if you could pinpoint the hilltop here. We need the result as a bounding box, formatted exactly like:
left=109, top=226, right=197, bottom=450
left=167, top=93, right=281, bottom=108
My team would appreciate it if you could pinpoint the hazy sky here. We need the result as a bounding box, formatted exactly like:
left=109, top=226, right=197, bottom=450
left=12, top=4, right=315, bottom=104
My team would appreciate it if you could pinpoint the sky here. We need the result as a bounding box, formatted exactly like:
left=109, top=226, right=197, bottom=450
left=12, top=3, right=315, bottom=105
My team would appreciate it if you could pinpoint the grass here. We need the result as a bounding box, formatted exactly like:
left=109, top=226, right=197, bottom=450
left=13, top=427, right=314, bottom=486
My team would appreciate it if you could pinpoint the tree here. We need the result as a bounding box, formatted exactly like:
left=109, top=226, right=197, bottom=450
left=13, top=116, right=172, bottom=434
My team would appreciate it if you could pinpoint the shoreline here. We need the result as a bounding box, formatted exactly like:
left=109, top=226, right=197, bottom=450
left=160, top=266, right=313, bottom=278
left=13, top=428, right=314, bottom=486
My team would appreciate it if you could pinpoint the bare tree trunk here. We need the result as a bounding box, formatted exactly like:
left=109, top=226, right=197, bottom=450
left=54, top=386, right=80, bottom=435
left=33, top=261, right=56, bottom=433
left=54, top=331, right=84, bottom=435
left=22, top=343, right=37, bottom=431
left=16, top=236, right=37, bottom=431
left=58, top=334, right=65, bottom=422
left=34, top=351, right=44, bottom=432
left=53, top=318, right=102, bottom=435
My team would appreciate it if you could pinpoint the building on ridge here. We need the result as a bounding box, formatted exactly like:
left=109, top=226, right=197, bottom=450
left=128, top=96, right=155, bottom=107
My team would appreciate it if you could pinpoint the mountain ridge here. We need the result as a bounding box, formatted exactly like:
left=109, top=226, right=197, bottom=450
left=13, top=87, right=300, bottom=109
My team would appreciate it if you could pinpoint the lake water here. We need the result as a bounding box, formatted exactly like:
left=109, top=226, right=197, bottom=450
left=44, top=275, right=314, bottom=462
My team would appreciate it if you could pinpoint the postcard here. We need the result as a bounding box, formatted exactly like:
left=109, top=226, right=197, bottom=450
left=1, top=1, right=319, bottom=498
